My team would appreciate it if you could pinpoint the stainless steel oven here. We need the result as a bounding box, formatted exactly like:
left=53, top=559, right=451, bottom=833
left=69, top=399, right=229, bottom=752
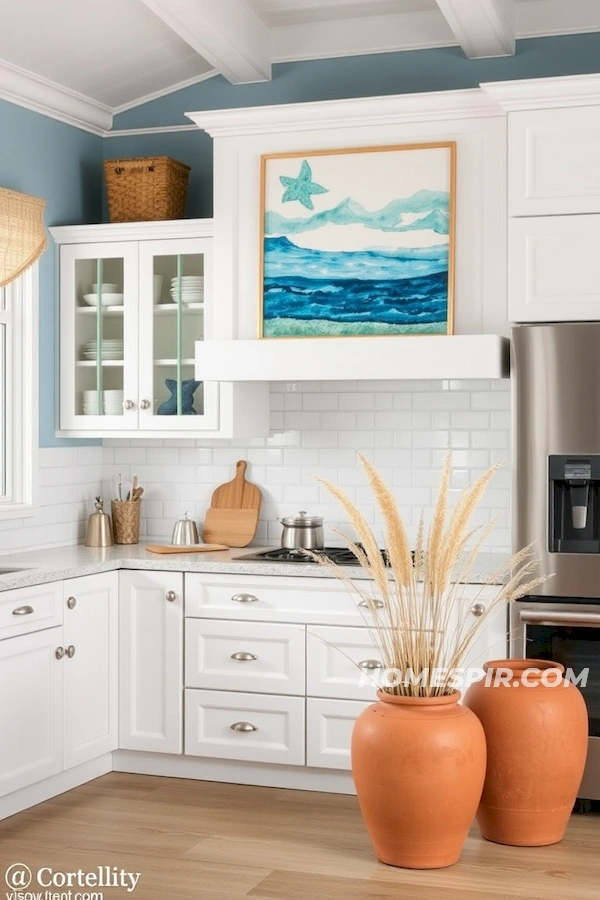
left=511, top=597, right=600, bottom=800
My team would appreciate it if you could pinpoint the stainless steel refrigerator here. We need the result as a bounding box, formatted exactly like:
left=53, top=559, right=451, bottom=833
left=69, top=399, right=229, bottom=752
left=511, top=322, right=600, bottom=801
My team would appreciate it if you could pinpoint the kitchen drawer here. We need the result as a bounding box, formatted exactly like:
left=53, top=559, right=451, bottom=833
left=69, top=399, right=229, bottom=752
left=306, top=697, right=371, bottom=771
left=307, top=625, right=382, bottom=701
left=0, top=582, right=63, bottom=640
left=185, top=573, right=362, bottom=626
left=184, top=689, right=305, bottom=765
left=185, top=619, right=305, bottom=695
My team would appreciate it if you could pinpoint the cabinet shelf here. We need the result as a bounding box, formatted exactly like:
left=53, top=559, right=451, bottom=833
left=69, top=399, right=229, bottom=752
left=155, top=302, right=204, bottom=313
left=76, top=305, right=124, bottom=315
left=155, top=359, right=195, bottom=366
left=76, top=360, right=124, bottom=367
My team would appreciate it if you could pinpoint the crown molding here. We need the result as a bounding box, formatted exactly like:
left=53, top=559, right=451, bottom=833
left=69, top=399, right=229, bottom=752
left=0, top=58, right=112, bottom=135
left=105, top=124, right=199, bottom=138
left=481, top=73, right=600, bottom=110
left=186, top=88, right=502, bottom=137
left=50, top=218, right=214, bottom=244
left=111, top=69, right=216, bottom=115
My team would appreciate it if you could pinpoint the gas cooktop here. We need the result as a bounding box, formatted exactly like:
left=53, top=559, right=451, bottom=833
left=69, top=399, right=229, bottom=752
left=237, top=546, right=390, bottom=566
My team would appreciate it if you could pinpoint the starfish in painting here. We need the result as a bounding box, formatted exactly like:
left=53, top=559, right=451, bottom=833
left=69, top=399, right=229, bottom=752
left=279, top=160, right=328, bottom=210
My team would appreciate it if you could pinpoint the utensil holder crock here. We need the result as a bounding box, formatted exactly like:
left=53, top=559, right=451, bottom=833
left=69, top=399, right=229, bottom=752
left=111, top=499, right=140, bottom=544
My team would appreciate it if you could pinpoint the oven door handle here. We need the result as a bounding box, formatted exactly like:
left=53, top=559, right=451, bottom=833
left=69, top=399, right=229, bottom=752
left=519, top=610, right=600, bottom=627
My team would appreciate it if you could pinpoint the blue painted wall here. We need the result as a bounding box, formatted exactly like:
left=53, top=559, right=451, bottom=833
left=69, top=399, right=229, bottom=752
left=3, top=32, right=600, bottom=444
left=0, top=99, right=103, bottom=446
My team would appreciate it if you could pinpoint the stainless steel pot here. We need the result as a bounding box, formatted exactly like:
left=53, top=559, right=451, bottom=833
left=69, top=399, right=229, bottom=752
left=279, top=511, right=324, bottom=550
left=171, top=512, right=199, bottom=546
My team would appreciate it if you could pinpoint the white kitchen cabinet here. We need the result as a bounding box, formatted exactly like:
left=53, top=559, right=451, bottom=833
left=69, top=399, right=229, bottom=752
left=63, top=572, right=118, bottom=770
left=508, top=106, right=600, bottom=217
left=306, top=698, right=371, bottom=771
left=50, top=220, right=269, bottom=439
left=509, top=215, right=600, bottom=322
left=307, top=625, right=382, bottom=702
left=184, top=689, right=305, bottom=765
left=0, top=626, right=64, bottom=796
left=119, top=570, right=183, bottom=754
left=185, top=619, right=305, bottom=696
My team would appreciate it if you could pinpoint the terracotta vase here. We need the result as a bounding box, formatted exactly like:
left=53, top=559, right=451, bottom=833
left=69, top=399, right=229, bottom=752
left=464, top=659, right=588, bottom=847
left=351, top=689, right=486, bottom=869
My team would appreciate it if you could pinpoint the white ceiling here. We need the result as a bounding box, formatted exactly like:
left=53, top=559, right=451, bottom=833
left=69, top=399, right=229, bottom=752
left=0, top=0, right=599, bottom=133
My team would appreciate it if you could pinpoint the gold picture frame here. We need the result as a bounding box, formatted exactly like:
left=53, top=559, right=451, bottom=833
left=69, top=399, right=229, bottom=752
left=259, top=141, right=456, bottom=338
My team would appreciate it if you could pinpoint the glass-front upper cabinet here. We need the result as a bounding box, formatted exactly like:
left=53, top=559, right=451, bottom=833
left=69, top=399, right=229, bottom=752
left=52, top=220, right=269, bottom=439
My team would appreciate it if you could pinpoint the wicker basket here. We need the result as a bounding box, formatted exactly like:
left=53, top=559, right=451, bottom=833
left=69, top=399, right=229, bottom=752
left=104, top=156, right=190, bottom=222
left=111, top=500, right=141, bottom=544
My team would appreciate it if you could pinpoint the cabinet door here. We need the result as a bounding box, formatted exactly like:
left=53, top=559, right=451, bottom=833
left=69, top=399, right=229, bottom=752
left=307, top=625, right=382, bottom=701
left=509, top=106, right=600, bottom=216
left=509, top=215, right=600, bottom=322
left=0, top=627, right=63, bottom=795
left=59, top=242, right=139, bottom=432
left=306, top=698, right=370, bottom=770
left=119, top=571, right=183, bottom=754
left=137, top=239, right=219, bottom=431
left=63, top=572, right=118, bottom=769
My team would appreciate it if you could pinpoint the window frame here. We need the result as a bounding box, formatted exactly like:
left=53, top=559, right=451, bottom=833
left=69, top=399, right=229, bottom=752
left=0, top=264, right=38, bottom=518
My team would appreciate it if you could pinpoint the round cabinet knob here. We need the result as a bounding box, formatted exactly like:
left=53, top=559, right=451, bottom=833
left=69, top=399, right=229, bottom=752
left=123, top=399, right=136, bottom=410
left=470, top=603, right=486, bottom=618
left=139, top=399, right=151, bottom=410
left=230, top=651, right=258, bottom=662
left=165, top=590, right=177, bottom=602
left=55, top=646, right=65, bottom=660
left=67, top=596, right=77, bottom=609
left=66, top=645, right=76, bottom=658
left=230, top=721, right=258, bottom=733
left=358, top=659, right=383, bottom=670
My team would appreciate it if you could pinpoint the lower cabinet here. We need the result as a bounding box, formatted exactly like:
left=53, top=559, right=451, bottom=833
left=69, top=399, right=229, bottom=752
left=119, top=570, right=183, bottom=754
left=63, top=572, right=118, bottom=769
left=0, top=573, right=118, bottom=799
left=0, top=625, right=64, bottom=795
left=184, top=689, right=305, bottom=765
left=306, top=698, right=371, bottom=770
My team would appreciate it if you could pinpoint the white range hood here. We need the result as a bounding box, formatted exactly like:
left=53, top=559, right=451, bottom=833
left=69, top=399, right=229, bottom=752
left=195, top=334, right=509, bottom=382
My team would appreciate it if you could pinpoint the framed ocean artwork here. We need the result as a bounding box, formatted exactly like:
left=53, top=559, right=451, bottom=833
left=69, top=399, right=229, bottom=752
left=259, top=142, right=456, bottom=338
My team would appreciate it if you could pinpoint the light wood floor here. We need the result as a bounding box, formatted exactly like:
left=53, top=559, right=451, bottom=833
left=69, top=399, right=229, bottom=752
left=1, top=774, right=599, bottom=899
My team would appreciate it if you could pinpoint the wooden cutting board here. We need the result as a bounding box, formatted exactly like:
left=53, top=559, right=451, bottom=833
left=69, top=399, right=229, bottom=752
left=209, top=460, right=262, bottom=510
left=202, top=508, right=259, bottom=548
left=146, top=543, right=229, bottom=554
left=201, top=460, right=262, bottom=548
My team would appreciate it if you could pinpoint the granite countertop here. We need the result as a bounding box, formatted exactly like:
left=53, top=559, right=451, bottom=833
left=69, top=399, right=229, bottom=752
left=0, top=542, right=510, bottom=592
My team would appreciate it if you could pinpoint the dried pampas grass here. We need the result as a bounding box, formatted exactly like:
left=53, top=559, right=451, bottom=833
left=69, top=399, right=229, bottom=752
left=314, top=452, right=544, bottom=698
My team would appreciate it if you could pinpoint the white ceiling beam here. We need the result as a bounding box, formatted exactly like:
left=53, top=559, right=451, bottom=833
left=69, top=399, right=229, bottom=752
left=139, top=0, right=271, bottom=84
left=434, top=0, right=515, bottom=58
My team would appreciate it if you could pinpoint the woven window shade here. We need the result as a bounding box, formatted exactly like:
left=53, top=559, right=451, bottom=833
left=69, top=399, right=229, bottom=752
left=0, top=187, right=46, bottom=288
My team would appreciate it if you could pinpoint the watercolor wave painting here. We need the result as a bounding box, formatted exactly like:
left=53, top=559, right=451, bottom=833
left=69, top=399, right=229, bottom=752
left=262, top=156, right=452, bottom=338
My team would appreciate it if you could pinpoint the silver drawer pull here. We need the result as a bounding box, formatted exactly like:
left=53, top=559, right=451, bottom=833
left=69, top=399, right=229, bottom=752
left=12, top=605, right=34, bottom=616
left=358, top=599, right=384, bottom=609
left=67, top=596, right=77, bottom=609
left=55, top=646, right=65, bottom=660
left=358, top=659, right=383, bottom=670
left=230, top=651, right=258, bottom=661
left=470, top=603, right=486, bottom=617
left=66, top=645, right=76, bottom=658
left=230, top=721, right=258, bottom=733
left=231, top=593, right=259, bottom=603
left=165, top=590, right=177, bottom=602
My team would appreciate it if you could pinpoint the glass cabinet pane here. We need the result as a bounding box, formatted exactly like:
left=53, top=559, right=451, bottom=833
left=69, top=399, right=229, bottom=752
left=74, top=257, right=125, bottom=417
left=151, top=253, right=205, bottom=417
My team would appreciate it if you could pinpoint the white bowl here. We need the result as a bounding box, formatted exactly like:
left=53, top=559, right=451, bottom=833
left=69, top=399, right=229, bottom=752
left=92, top=283, right=119, bottom=293
left=83, top=293, right=124, bottom=307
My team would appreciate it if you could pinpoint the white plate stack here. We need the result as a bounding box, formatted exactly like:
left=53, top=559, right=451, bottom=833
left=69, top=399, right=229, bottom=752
left=83, top=339, right=124, bottom=361
left=82, top=389, right=123, bottom=415
left=170, top=276, right=204, bottom=304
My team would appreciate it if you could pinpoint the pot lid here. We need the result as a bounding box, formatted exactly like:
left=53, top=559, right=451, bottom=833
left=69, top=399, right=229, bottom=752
left=281, top=510, right=323, bottom=527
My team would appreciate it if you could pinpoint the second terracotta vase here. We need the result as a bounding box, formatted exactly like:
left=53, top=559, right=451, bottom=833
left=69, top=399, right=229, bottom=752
left=351, top=689, right=486, bottom=869
left=464, top=659, right=588, bottom=846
